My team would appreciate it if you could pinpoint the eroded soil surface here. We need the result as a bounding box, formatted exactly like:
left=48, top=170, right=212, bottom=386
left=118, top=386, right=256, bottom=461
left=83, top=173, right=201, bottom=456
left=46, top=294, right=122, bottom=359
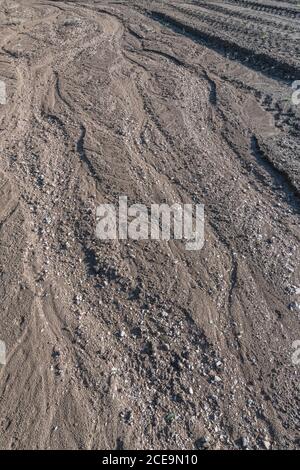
left=0, top=0, right=300, bottom=450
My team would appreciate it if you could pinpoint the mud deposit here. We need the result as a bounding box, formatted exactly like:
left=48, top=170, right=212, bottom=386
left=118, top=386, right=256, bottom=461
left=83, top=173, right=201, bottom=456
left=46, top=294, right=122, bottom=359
left=0, top=0, right=300, bottom=450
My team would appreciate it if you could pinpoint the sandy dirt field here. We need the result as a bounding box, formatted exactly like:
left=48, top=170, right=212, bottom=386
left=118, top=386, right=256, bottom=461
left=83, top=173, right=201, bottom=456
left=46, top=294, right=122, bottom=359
left=0, top=0, right=300, bottom=450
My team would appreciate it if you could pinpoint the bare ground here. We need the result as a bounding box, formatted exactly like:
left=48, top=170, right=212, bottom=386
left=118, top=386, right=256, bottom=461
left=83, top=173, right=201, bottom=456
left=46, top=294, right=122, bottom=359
left=0, top=0, right=300, bottom=450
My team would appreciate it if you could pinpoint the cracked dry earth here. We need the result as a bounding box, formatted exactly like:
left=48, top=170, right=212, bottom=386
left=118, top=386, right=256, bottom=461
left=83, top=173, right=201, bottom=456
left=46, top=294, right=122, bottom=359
left=0, top=0, right=300, bottom=451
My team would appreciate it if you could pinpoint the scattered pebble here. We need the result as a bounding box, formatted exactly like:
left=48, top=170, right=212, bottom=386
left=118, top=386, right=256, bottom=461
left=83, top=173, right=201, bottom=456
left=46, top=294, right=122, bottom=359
left=241, top=436, right=249, bottom=449
left=263, top=439, right=271, bottom=450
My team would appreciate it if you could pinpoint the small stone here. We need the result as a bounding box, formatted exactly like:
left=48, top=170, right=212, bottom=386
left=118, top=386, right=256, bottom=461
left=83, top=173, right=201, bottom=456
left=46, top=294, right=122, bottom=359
left=74, top=294, right=82, bottom=305
left=263, top=439, right=271, bottom=450
left=164, top=412, right=176, bottom=424
left=241, top=436, right=249, bottom=449
left=44, top=215, right=52, bottom=225
left=51, top=349, right=60, bottom=359
left=188, top=386, right=193, bottom=395
left=195, top=436, right=210, bottom=449
left=288, top=302, right=300, bottom=312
